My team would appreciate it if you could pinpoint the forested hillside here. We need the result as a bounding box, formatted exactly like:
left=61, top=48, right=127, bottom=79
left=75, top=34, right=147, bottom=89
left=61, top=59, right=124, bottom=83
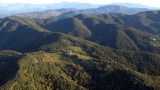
left=0, top=10, right=160, bottom=90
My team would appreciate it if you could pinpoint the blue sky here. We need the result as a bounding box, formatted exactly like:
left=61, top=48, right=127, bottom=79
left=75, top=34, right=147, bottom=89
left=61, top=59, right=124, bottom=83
left=0, top=0, right=160, bottom=7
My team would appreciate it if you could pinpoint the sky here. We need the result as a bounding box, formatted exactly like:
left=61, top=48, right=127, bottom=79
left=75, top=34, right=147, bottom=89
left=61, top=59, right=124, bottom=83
left=0, top=0, right=160, bottom=7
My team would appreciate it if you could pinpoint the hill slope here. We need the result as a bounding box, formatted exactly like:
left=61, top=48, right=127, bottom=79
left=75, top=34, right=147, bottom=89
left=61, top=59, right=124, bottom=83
left=0, top=11, right=160, bottom=90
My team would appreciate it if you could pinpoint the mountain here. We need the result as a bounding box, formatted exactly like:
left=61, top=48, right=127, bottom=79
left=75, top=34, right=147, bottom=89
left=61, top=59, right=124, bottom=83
left=16, top=9, right=76, bottom=19
left=111, top=3, right=154, bottom=9
left=43, top=11, right=160, bottom=52
left=0, top=11, right=160, bottom=89
left=0, top=16, right=53, bottom=52
left=0, top=2, right=152, bottom=19
left=0, top=14, right=6, bottom=18
left=0, top=2, right=103, bottom=16
left=59, top=5, right=150, bottom=18
left=16, top=5, right=151, bottom=19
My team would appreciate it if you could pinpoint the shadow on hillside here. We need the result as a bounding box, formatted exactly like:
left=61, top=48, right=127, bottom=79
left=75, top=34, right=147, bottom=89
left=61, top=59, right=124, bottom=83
left=60, top=53, right=154, bottom=90
left=0, top=57, right=20, bottom=86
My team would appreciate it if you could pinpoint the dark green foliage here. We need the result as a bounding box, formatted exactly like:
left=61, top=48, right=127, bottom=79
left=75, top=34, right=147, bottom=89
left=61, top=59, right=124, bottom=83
left=44, top=18, right=91, bottom=38
left=116, top=51, right=160, bottom=76
left=0, top=50, right=22, bottom=85
left=0, top=11, right=160, bottom=90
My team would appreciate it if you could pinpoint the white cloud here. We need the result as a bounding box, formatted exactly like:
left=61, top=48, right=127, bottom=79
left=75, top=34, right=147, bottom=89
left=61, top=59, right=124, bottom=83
left=0, top=0, right=160, bottom=7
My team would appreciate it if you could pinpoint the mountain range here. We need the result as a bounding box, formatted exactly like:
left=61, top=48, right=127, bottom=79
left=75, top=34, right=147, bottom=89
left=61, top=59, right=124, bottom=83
left=0, top=9, right=160, bottom=90
left=16, top=5, right=151, bottom=19
left=111, top=3, right=155, bottom=9
left=0, top=2, right=155, bottom=18
left=0, top=2, right=102, bottom=16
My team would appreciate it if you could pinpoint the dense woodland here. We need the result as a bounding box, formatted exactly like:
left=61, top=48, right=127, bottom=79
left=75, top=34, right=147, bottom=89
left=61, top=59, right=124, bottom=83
left=0, top=10, right=160, bottom=90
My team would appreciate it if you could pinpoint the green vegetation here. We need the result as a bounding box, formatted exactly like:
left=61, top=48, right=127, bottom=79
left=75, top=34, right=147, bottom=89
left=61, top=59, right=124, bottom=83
left=63, top=46, right=92, bottom=60
left=0, top=50, right=22, bottom=86
left=0, top=11, right=160, bottom=90
left=2, top=52, right=89, bottom=90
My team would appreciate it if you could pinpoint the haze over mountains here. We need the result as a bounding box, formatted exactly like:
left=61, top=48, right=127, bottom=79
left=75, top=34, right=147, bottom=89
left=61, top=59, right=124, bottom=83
left=0, top=2, right=155, bottom=18
left=0, top=2, right=160, bottom=90
left=0, top=2, right=102, bottom=16
left=15, top=5, right=151, bottom=19
left=111, top=3, right=155, bottom=8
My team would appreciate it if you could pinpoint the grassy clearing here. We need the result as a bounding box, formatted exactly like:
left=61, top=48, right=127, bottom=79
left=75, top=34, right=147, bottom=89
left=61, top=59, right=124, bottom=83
left=63, top=46, right=92, bottom=60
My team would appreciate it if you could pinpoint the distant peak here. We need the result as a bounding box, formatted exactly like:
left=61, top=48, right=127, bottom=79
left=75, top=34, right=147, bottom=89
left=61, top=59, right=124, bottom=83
left=99, top=5, right=128, bottom=9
